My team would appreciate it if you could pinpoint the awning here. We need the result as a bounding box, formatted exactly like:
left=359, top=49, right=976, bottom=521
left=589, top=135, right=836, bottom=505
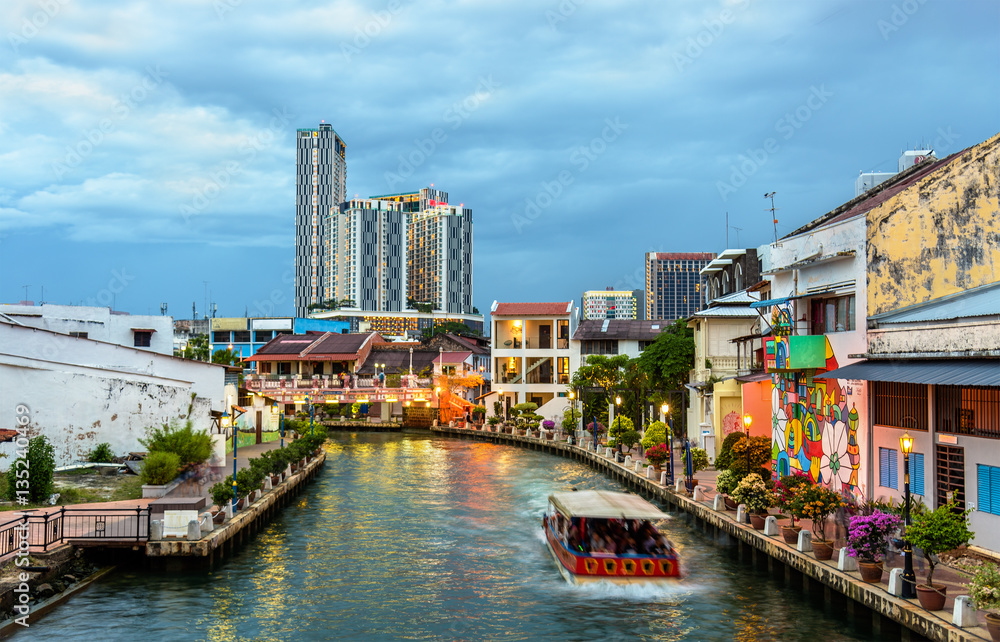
left=549, top=490, right=670, bottom=520
left=736, top=372, right=772, bottom=383
left=750, top=296, right=790, bottom=309
left=815, top=359, right=1000, bottom=387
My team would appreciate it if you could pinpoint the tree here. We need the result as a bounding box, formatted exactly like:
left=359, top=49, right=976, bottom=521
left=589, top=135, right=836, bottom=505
left=212, top=348, right=242, bottom=366
left=6, top=436, right=55, bottom=503
left=570, top=354, right=629, bottom=427
left=638, top=319, right=695, bottom=392
left=180, top=334, right=210, bottom=361
left=421, top=321, right=481, bottom=340
left=438, top=372, right=485, bottom=397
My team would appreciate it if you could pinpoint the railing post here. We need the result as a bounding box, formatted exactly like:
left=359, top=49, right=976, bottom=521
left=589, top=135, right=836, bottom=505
left=136, top=506, right=142, bottom=541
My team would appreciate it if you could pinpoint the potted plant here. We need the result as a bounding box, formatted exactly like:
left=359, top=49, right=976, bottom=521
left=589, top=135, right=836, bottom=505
left=774, top=474, right=813, bottom=544
left=790, top=483, right=845, bottom=559
left=640, top=420, right=667, bottom=451
left=715, top=469, right=739, bottom=510
left=542, top=419, right=556, bottom=439
left=905, top=500, right=974, bottom=610
left=845, top=510, right=901, bottom=583
left=969, top=563, right=1000, bottom=641
left=645, top=443, right=669, bottom=476
left=730, top=473, right=773, bottom=529
left=210, top=481, right=235, bottom=520
left=486, top=416, right=501, bottom=431
left=685, top=447, right=710, bottom=491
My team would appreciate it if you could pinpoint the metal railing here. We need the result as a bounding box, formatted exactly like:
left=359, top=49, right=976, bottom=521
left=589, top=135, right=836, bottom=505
left=0, top=506, right=149, bottom=561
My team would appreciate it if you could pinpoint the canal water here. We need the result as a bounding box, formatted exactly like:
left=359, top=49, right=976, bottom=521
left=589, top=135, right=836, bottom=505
left=22, top=433, right=870, bottom=640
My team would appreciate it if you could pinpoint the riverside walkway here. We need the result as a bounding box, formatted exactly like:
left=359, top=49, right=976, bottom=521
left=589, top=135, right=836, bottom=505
left=433, top=424, right=994, bottom=642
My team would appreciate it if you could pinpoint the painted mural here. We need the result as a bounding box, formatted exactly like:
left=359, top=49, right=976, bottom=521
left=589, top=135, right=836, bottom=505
left=771, top=337, right=864, bottom=499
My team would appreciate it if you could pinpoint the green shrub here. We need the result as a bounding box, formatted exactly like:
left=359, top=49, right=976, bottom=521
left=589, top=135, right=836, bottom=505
left=618, top=429, right=641, bottom=452
left=729, top=436, right=772, bottom=478
left=235, top=467, right=262, bottom=497
left=907, top=501, right=974, bottom=587
left=690, top=447, right=710, bottom=473
left=641, top=421, right=667, bottom=450
left=87, top=442, right=116, bottom=463
left=249, top=456, right=270, bottom=480
left=6, top=436, right=56, bottom=503
left=471, top=405, right=487, bottom=417
left=140, top=421, right=213, bottom=469
left=715, top=431, right=747, bottom=470
left=487, top=416, right=501, bottom=426
left=561, top=407, right=582, bottom=431
left=211, top=480, right=235, bottom=508
left=716, top=469, right=739, bottom=495
left=140, top=451, right=181, bottom=485
left=512, top=402, right=538, bottom=416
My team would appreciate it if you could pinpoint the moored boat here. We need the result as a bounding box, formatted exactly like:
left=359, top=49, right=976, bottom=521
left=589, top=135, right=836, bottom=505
left=542, top=490, right=681, bottom=584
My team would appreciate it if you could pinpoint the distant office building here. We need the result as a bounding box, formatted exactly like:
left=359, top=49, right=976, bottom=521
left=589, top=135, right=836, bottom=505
left=645, top=252, right=715, bottom=321
left=295, top=122, right=347, bottom=317
left=330, top=199, right=408, bottom=312
left=206, top=316, right=350, bottom=361
left=582, top=288, right=637, bottom=320
left=310, top=308, right=483, bottom=339
left=370, top=187, right=473, bottom=314
left=631, top=289, right=645, bottom=320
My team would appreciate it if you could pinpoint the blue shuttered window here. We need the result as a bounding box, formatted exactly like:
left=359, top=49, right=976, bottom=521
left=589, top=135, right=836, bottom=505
left=879, top=447, right=898, bottom=490
left=978, top=465, right=1000, bottom=516
left=909, top=452, right=925, bottom=497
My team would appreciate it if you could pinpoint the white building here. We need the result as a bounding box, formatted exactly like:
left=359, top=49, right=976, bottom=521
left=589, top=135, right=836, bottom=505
left=490, top=301, right=577, bottom=421
left=582, top=289, right=637, bottom=320
left=331, top=199, right=409, bottom=312
left=0, top=320, right=225, bottom=467
left=0, top=303, right=174, bottom=355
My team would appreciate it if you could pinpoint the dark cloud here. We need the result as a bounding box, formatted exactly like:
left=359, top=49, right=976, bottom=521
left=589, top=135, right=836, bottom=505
left=1, top=0, right=997, bottom=317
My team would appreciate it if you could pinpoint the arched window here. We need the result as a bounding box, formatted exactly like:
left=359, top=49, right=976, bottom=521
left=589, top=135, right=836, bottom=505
left=713, top=277, right=720, bottom=301
left=735, top=264, right=743, bottom=291
left=723, top=272, right=730, bottom=295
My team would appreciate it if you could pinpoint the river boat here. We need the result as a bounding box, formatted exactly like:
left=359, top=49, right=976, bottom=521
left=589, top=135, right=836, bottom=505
left=542, top=490, right=681, bottom=584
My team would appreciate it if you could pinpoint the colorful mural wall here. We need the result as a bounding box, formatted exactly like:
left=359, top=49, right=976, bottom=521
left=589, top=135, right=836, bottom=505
left=771, top=337, right=867, bottom=499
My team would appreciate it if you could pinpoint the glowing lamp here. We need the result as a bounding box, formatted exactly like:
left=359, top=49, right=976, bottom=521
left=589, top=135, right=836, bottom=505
left=900, top=432, right=913, bottom=455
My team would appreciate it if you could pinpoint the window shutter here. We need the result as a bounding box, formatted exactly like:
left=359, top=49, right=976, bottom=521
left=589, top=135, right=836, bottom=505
left=879, top=448, right=889, bottom=488
left=979, top=464, right=993, bottom=515
left=910, top=452, right=925, bottom=497
left=889, top=448, right=898, bottom=490
left=992, top=466, right=1000, bottom=516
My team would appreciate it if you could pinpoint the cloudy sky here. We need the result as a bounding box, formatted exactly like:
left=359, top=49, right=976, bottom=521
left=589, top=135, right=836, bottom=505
left=1, top=0, right=997, bottom=320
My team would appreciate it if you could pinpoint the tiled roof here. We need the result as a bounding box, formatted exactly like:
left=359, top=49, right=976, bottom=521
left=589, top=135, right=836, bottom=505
left=357, top=348, right=438, bottom=374
left=248, top=332, right=380, bottom=361
left=492, top=302, right=572, bottom=316
left=434, top=351, right=472, bottom=364
left=573, top=319, right=667, bottom=341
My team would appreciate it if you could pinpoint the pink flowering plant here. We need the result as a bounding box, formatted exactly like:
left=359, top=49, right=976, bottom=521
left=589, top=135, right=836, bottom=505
left=845, top=510, right=901, bottom=562
left=542, top=420, right=556, bottom=430
left=645, top=443, right=669, bottom=467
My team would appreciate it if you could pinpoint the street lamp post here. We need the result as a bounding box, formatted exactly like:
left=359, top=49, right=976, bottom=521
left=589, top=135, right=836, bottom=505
left=279, top=409, right=284, bottom=448
left=900, top=432, right=916, bottom=599
left=222, top=410, right=237, bottom=510
left=568, top=391, right=576, bottom=444
left=305, top=395, right=314, bottom=437
left=661, top=402, right=674, bottom=485
left=742, top=414, right=753, bottom=476
left=614, top=394, right=623, bottom=459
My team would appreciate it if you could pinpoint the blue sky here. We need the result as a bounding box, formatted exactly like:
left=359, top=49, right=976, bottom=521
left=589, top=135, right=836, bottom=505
left=1, top=0, right=997, bottom=319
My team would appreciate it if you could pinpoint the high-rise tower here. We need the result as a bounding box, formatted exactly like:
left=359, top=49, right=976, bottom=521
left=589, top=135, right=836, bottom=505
left=370, top=187, right=473, bottom=314
left=294, top=123, right=346, bottom=316
left=330, top=199, right=408, bottom=312
left=645, top=252, right=715, bottom=321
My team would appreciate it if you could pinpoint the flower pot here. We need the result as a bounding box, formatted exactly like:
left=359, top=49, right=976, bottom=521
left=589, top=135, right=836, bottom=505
left=985, top=612, right=1000, bottom=642
left=858, top=561, right=884, bottom=583
left=780, top=525, right=802, bottom=545
left=915, top=584, right=947, bottom=611
left=213, top=512, right=226, bottom=524
left=271, top=475, right=281, bottom=486
left=749, top=513, right=767, bottom=530
left=684, top=478, right=699, bottom=492
left=812, top=539, right=834, bottom=560
left=724, top=496, right=739, bottom=511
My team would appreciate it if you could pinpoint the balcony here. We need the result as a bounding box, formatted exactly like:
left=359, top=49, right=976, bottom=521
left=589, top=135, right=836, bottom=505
left=495, top=336, right=569, bottom=350
left=245, top=374, right=434, bottom=393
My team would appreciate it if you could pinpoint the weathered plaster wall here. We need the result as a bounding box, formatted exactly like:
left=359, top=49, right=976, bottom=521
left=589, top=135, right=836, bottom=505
left=869, top=320, right=1000, bottom=356
left=867, top=133, right=1000, bottom=316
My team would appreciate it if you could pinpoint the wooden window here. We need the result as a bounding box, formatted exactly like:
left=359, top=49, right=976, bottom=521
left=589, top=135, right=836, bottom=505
left=937, top=386, right=1000, bottom=438
left=936, top=444, right=965, bottom=509
left=133, top=331, right=152, bottom=347
left=810, top=295, right=855, bottom=335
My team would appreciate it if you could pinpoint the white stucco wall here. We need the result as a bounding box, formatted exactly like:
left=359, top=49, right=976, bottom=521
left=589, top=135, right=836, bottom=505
left=0, top=322, right=224, bottom=467
left=0, top=303, right=174, bottom=355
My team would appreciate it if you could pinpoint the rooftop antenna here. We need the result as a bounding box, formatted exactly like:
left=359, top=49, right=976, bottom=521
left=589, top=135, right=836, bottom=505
left=764, top=192, right=779, bottom=244
left=160, top=303, right=168, bottom=316
left=192, top=301, right=197, bottom=320
left=725, top=212, right=729, bottom=247
left=22, top=285, right=30, bottom=302
left=731, top=225, right=743, bottom=246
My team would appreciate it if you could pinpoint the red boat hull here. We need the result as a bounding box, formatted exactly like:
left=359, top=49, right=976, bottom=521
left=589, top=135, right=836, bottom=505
left=542, top=516, right=680, bottom=582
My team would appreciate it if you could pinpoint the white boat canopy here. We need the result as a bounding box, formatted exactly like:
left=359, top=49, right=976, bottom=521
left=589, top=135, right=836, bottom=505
left=548, top=490, right=671, bottom=520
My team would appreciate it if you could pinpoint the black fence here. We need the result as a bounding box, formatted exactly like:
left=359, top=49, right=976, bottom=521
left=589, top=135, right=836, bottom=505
left=0, top=506, right=149, bottom=560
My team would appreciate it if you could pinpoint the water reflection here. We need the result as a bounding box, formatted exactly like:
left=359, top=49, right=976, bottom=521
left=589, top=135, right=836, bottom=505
left=21, top=433, right=867, bottom=641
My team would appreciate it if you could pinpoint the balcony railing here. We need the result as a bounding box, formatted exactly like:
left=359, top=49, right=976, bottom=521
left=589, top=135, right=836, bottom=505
left=494, top=337, right=569, bottom=350
left=245, top=375, right=433, bottom=392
